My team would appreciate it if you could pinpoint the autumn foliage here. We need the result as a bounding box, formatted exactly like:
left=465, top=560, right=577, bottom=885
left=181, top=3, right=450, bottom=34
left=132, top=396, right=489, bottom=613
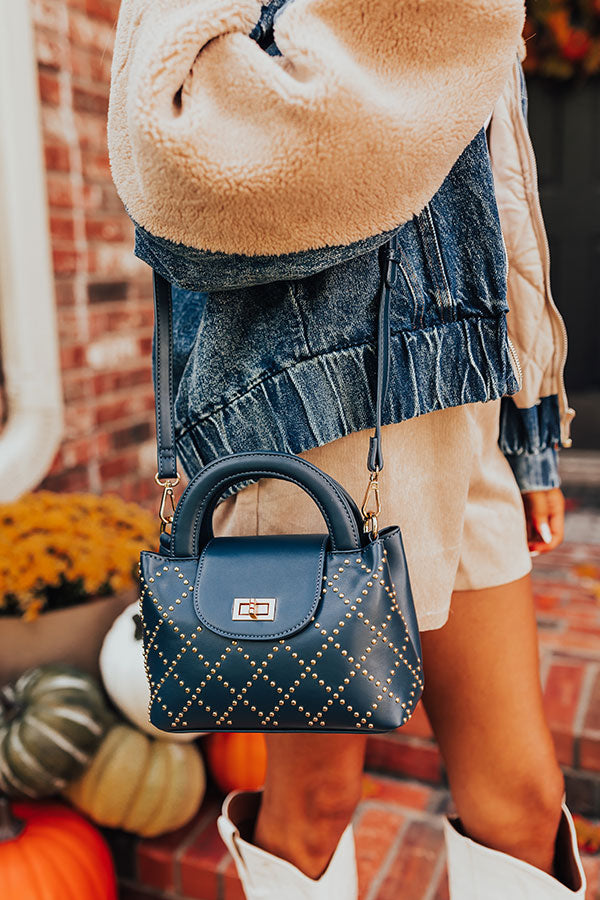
left=0, top=492, right=155, bottom=619
left=525, top=0, right=600, bottom=78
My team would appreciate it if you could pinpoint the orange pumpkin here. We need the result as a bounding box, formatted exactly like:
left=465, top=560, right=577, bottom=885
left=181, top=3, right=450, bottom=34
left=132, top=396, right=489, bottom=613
left=0, top=797, right=117, bottom=899
left=204, top=733, right=267, bottom=794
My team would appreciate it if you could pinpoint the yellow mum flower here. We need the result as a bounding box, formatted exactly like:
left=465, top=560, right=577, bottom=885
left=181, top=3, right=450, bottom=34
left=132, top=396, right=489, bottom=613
left=0, top=490, right=156, bottom=617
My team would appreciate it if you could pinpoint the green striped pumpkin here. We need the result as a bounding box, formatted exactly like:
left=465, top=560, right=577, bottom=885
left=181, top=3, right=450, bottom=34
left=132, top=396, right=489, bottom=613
left=0, top=665, right=113, bottom=798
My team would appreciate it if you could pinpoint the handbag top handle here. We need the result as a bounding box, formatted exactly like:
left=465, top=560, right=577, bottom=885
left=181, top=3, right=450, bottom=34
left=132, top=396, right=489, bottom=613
left=151, top=233, right=399, bottom=533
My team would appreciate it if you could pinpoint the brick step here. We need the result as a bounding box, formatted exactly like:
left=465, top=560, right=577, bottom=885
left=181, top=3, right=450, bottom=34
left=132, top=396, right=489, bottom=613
left=104, top=774, right=599, bottom=900
left=364, top=717, right=600, bottom=820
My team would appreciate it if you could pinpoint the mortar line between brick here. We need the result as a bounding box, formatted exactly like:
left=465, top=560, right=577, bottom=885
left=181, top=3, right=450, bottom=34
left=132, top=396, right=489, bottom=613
left=421, top=842, right=448, bottom=900
left=62, top=0, right=100, bottom=492
left=574, top=662, right=599, bottom=737
left=177, top=804, right=222, bottom=860
left=543, top=646, right=600, bottom=665
left=217, top=845, right=236, bottom=900
left=118, top=875, right=180, bottom=900
left=172, top=803, right=223, bottom=897
left=364, top=820, right=410, bottom=900
left=539, top=652, right=552, bottom=689
left=361, top=799, right=449, bottom=827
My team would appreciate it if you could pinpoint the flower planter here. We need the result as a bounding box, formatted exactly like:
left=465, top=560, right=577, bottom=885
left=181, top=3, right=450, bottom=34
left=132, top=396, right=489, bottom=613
left=0, top=588, right=137, bottom=686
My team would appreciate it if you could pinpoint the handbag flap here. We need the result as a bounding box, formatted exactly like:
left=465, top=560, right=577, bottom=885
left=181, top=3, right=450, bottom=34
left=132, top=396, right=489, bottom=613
left=194, top=534, right=329, bottom=641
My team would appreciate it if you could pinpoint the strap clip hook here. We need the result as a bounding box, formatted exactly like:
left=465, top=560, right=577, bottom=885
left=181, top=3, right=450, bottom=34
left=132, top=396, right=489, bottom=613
left=155, top=472, right=180, bottom=533
left=361, top=468, right=381, bottom=539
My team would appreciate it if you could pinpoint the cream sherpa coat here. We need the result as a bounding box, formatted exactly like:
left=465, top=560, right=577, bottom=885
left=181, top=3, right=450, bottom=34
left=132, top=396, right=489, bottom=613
left=109, top=0, right=525, bottom=257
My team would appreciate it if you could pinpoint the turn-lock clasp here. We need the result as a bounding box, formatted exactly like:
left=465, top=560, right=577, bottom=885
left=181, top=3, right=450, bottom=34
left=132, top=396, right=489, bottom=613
left=361, top=469, right=381, bottom=539
left=155, top=472, right=180, bottom=533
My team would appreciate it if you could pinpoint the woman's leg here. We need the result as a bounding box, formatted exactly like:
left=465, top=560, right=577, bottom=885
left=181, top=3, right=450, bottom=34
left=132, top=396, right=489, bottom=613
left=213, top=477, right=369, bottom=882
left=421, top=572, right=564, bottom=875
left=241, top=572, right=564, bottom=885
left=252, top=733, right=367, bottom=879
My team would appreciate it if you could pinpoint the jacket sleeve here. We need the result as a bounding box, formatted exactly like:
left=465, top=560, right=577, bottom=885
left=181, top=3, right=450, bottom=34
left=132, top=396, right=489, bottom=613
left=108, top=0, right=525, bottom=259
left=499, top=397, right=561, bottom=492
left=489, top=56, right=572, bottom=493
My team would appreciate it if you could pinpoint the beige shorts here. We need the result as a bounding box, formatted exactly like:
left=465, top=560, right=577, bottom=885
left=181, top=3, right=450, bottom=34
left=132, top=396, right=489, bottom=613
left=213, top=399, right=532, bottom=632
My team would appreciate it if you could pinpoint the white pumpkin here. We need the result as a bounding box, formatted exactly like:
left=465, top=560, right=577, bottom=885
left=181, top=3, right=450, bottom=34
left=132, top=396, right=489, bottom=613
left=99, top=602, right=199, bottom=742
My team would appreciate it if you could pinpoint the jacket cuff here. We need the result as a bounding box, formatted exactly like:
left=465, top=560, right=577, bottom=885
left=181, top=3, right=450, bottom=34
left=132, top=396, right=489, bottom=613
left=505, top=445, right=560, bottom=492
left=499, top=395, right=562, bottom=491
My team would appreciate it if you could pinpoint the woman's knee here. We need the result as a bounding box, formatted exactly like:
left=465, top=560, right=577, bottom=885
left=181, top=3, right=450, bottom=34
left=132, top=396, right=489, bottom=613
left=264, top=760, right=362, bottom=826
left=455, top=754, right=565, bottom=855
left=261, top=734, right=364, bottom=829
left=301, top=772, right=363, bottom=823
left=264, top=733, right=365, bottom=812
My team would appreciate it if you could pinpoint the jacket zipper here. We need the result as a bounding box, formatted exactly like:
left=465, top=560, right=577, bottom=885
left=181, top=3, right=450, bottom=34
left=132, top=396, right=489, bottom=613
left=496, top=212, right=524, bottom=392
left=512, top=72, right=574, bottom=447
left=507, top=335, right=523, bottom=392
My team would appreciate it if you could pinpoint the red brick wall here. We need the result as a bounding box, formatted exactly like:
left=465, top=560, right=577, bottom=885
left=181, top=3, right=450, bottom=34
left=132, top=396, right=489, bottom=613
left=32, top=0, right=160, bottom=507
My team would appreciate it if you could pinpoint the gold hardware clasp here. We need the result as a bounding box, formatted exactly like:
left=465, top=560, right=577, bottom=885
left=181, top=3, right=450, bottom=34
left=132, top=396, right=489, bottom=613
left=155, top=472, right=180, bottom=533
left=361, top=469, right=381, bottom=538
left=232, top=599, right=277, bottom=621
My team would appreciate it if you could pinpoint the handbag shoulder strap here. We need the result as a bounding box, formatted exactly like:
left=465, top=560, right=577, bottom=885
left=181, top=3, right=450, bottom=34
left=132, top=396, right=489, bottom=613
left=152, top=234, right=399, bottom=531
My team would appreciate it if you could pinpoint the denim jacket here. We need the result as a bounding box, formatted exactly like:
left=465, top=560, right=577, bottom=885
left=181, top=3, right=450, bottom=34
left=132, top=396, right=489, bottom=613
left=112, top=1, right=572, bottom=492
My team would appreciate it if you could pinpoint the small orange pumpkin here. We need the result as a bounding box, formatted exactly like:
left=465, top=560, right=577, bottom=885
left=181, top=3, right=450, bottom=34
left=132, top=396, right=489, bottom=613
left=0, top=796, right=117, bottom=899
left=204, top=733, right=267, bottom=794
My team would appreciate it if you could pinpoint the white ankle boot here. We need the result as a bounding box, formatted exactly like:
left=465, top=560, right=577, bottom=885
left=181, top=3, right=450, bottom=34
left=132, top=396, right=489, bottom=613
left=217, top=790, right=358, bottom=900
left=444, top=803, right=586, bottom=898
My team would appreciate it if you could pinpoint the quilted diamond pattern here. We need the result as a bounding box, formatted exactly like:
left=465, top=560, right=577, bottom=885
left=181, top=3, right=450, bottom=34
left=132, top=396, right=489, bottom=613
left=140, top=528, right=423, bottom=734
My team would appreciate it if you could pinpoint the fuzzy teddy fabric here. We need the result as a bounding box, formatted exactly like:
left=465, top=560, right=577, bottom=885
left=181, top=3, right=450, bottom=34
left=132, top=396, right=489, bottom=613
left=109, top=0, right=525, bottom=257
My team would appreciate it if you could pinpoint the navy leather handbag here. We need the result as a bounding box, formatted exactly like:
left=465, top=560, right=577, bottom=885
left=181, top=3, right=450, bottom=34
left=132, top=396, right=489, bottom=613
left=140, top=237, right=423, bottom=733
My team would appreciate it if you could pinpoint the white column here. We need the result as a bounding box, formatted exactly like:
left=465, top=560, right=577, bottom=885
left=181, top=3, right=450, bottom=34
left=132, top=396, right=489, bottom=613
left=0, top=0, right=64, bottom=499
